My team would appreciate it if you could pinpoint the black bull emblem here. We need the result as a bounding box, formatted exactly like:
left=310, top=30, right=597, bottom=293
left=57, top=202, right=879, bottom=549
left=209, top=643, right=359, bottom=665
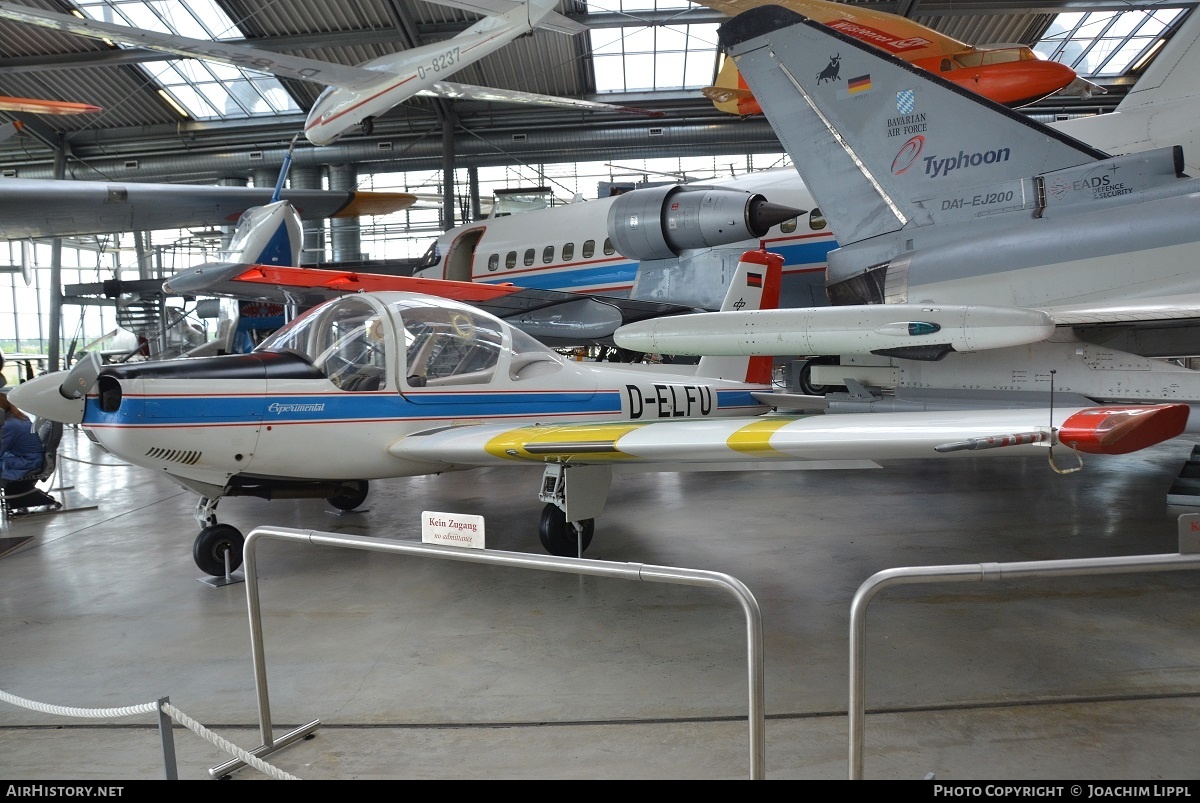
left=817, top=54, right=841, bottom=83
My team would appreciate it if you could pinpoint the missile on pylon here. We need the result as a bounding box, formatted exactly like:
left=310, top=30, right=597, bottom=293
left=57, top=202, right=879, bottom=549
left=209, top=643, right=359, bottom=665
left=614, top=304, right=1056, bottom=360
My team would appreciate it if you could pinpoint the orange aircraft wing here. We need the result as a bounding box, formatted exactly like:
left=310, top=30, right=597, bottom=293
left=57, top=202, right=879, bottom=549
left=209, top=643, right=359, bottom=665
left=699, top=0, right=970, bottom=61
left=0, top=96, right=102, bottom=115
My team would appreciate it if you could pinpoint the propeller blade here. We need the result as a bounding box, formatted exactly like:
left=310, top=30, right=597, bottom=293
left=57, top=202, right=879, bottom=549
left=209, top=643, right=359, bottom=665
left=59, top=352, right=102, bottom=400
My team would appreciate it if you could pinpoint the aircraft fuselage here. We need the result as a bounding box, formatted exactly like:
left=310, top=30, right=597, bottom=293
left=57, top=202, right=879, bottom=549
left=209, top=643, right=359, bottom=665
left=20, top=293, right=768, bottom=497
left=415, top=169, right=834, bottom=309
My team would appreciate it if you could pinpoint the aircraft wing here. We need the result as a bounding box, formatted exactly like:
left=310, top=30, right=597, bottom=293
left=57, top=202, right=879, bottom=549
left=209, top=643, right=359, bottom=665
left=162, top=263, right=696, bottom=346
left=426, top=0, right=589, bottom=35
left=389, top=404, right=1190, bottom=469
left=0, top=96, right=101, bottom=115
left=1043, top=295, right=1200, bottom=326
left=0, top=1, right=381, bottom=90
left=420, top=82, right=664, bottom=117
left=0, top=179, right=416, bottom=240
left=698, top=0, right=970, bottom=61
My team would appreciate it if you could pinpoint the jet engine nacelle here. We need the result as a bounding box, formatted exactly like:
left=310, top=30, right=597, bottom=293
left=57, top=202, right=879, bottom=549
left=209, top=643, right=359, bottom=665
left=606, top=185, right=802, bottom=260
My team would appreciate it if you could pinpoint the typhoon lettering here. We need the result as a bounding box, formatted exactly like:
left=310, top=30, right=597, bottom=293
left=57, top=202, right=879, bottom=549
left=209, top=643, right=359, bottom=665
left=924, top=148, right=1011, bottom=178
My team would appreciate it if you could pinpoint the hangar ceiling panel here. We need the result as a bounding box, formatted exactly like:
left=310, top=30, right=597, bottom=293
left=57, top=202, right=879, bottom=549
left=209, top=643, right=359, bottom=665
left=0, top=0, right=1193, bottom=179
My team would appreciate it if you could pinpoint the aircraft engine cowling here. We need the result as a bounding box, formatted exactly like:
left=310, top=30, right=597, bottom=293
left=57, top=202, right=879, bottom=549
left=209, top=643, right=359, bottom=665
left=606, top=185, right=803, bottom=260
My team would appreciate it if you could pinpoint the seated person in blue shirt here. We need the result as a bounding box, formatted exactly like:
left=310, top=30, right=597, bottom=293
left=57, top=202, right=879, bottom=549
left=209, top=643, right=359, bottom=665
left=0, top=394, right=45, bottom=504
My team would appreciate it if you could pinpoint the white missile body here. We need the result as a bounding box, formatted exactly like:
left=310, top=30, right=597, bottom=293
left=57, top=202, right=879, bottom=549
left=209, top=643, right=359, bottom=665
left=614, top=304, right=1057, bottom=357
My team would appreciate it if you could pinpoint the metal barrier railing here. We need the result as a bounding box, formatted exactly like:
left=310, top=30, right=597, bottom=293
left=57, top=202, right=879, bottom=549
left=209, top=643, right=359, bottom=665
left=849, top=548, right=1200, bottom=779
left=217, top=526, right=766, bottom=779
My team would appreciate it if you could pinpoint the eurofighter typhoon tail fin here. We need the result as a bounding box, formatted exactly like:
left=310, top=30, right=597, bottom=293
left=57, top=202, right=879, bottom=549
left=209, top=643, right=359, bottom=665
left=717, top=7, right=1109, bottom=246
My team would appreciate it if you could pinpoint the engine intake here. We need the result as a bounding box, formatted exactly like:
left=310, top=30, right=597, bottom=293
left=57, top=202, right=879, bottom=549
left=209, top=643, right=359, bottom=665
left=607, top=185, right=803, bottom=260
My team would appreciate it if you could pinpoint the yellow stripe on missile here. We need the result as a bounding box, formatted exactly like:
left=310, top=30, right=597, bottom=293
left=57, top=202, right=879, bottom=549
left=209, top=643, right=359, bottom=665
left=484, top=422, right=649, bottom=462
left=726, top=417, right=794, bottom=458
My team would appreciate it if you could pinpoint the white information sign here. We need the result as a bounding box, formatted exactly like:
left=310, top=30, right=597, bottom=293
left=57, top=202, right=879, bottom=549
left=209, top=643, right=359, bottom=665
left=421, top=510, right=485, bottom=549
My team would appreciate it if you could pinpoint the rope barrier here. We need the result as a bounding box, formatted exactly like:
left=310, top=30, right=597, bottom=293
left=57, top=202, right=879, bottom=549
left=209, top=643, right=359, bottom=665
left=0, top=688, right=301, bottom=780
left=161, top=702, right=299, bottom=781
left=57, top=454, right=132, bottom=467
left=0, top=689, right=156, bottom=719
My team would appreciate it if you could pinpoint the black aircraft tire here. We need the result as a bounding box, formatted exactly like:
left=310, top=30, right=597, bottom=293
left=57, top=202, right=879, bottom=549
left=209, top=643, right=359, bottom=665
left=194, top=524, right=244, bottom=576
left=328, top=480, right=369, bottom=511
left=798, top=356, right=844, bottom=396
left=538, top=504, right=594, bottom=557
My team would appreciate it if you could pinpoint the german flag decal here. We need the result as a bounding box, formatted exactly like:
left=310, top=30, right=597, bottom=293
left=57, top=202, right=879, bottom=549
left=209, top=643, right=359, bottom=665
left=747, top=272, right=763, bottom=288
left=848, top=75, right=872, bottom=94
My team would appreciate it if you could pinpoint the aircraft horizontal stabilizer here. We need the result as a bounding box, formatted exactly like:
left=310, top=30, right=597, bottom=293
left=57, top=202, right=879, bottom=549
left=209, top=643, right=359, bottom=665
left=614, top=303, right=1055, bottom=360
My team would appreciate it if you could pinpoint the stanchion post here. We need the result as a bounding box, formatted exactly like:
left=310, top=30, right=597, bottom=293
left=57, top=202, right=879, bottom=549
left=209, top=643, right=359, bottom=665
left=157, top=696, right=178, bottom=780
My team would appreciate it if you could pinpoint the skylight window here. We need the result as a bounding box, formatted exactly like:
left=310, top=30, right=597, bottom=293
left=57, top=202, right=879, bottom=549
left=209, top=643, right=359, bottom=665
left=588, top=1, right=719, bottom=93
left=76, top=0, right=300, bottom=120
left=1033, top=7, right=1188, bottom=77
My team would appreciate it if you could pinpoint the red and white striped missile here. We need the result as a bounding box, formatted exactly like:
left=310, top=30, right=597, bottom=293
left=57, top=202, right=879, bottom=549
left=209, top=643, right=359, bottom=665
left=614, top=304, right=1056, bottom=357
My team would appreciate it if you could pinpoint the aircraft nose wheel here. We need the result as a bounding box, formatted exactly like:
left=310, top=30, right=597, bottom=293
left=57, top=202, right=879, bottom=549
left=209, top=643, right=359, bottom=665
left=328, top=480, right=369, bottom=511
left=538, top=503, right=594, bottom=557
left=194, top=524, right=244, bottom=576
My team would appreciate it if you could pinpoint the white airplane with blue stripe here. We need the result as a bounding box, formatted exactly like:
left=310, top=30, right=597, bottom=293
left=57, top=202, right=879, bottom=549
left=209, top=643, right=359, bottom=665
left=412, top=168, right=834, bottom=311
left=14, top=251, right=1190, bottom=576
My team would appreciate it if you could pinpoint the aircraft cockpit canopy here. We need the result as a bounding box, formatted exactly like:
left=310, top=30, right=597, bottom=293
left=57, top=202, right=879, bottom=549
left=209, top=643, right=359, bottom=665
left=416, top=241, right=442, bottom=270
left=947, top=46, right=1038, bottom=69
left=256, top=293, right=564, bottom=389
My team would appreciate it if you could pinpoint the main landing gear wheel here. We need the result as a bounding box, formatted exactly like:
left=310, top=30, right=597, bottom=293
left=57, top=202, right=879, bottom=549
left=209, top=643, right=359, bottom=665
left=798, top=355, right=845, bottom=396
left=194, top=524, right=244, bottom=576
left=538, top=503, right=594, bottom=557
left=328, top=480, right=369, bottom=511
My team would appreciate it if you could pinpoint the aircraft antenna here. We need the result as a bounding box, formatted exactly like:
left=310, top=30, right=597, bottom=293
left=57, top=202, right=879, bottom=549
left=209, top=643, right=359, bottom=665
left=271, top=134, right=300, bottom=204
left=1049, top=368, right=1055, bottom=433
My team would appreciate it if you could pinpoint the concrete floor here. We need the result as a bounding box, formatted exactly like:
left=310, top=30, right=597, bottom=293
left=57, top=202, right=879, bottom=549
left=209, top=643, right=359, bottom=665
left=2, top=426, right=1200, bottom=780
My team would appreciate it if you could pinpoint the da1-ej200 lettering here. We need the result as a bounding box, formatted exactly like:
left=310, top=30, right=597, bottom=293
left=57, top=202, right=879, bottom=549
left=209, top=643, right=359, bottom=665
left=625, top=383, right=714, bottom=419
left=941, top=190, right=1015, bottom=210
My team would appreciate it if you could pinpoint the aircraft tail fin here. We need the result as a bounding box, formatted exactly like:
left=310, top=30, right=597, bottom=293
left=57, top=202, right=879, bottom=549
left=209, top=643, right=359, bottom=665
left=702, top=56, right=760, bottom=115
left=221, top=202, right=303, bottom=267
left=0, top=120, right=21, bottom=146
left=1116, top=9, right=1200, bottom=112
left=718, top=7, right=1109, bottom=247
left=533, top=10, right=589, bottom=35
left=696, top=250, right=782, bottom=384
